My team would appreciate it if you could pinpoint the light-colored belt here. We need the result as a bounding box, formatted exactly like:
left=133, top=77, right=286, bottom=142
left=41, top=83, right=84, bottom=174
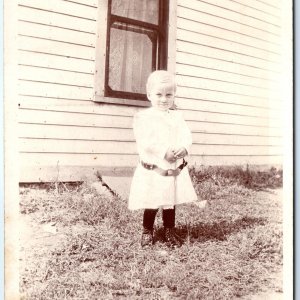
left=140, top=159, right=188, bottom=176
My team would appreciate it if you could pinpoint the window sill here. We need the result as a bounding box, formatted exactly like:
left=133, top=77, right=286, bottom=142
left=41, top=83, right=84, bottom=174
left=94, top=95, right=151, bottom=107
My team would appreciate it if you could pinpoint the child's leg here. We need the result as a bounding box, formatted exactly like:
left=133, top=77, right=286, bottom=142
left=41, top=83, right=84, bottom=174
left=141, top=209, right=158, bottom=247
left=162, top=206, right=183, bottom=247
left=162, top=207, right=175, bottom=228
left=143, top=209, right=158, bottom=231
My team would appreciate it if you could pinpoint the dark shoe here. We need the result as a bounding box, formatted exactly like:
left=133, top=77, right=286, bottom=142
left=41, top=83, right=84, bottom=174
left=141, top=228, right=153, bottom=247
left=164, top=228, right=183, bottom=248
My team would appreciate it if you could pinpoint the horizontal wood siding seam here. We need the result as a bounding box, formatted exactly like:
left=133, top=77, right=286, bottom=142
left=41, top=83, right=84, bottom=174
left=18, top=34, right=95, bottom=48
left=18, top=5, right=96, bottom=22
left=176, top=48, right=279, bottom=74
left=18, top=101, right=281, bottom=121
left=176, top=83, right=279, bottom=102
left=18, top=107, right=134, bottom=119
left=19, top=78, right=93, bottom=89
left=177, top=12, right=279, bottom=47
left=253, top=0, right=280, bottom=10
left=19, top=151, right=136, bottom=155
left=18, top=36, right=95, bottom=60
left=176, top=94, right=280, bottom=111
left=18, top=123, right=282, bottom=142
left=177, top=4, right=280, bottom=37
left=18, top=49, right=95, bottom=62
left=62, top=0, right=97, bottom=8
left=176, top=35, right=279, bottom=65
left=18, top=112, right=278, bottom=129
left=176, top=61, right=276, bottom=83
left=18, top=95, right=92, bottom=104
left=17, top=105, right=277, bottom=121
left=17, top=100, right=280, bottom=122
left=19, top=138, right=282, bottom=155
left=199, top=0, right=280, bottom=23
left=20, top=136, right=134, bottom=143
left=18, top=81, right=94, bottom=100
left=18, top=19, right=96, bottom=35
left=18, top=63, right=94, bottom=75
left=18, top=5, right=96, bottom=34
left=227, top=0, right=281, bottom=18
left=178, top=0, right=281, bottom=29
left=19, top=137, right=281, bottom=148
left=176, top=21, right=280, bottom=55
left=18, top=121, right=131, bottom=130
left=18, top=0, right=97, bottom=21
left=18, top=121, right=281, bottom=137
left=18, top=94, right=282, bottom=119
left=177, top=71, right=272, bottom=91
left=18, top=120, right=281, bottom=137
left=176, top=43, right=280, bottom=74
left=19, top=151, right=283, bottom=156
left=18, top=65, right=94, bottom=87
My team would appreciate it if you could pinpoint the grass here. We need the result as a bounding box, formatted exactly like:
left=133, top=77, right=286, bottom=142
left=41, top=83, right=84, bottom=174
left=19, top=166, right=283, bottom=299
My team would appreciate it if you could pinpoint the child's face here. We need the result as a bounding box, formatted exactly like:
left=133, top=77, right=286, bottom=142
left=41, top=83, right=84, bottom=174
left=147, top=83, right=175, bottom=111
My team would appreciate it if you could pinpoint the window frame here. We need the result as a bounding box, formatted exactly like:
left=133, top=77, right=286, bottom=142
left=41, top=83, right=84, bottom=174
left=94, top=0, right=176, bottom=107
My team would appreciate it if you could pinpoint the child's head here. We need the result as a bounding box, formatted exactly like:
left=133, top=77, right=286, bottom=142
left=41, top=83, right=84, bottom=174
left=146, top=70, right=176, bottom=111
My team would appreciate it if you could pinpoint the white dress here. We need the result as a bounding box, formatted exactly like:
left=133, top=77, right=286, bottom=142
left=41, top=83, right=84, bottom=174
left=128, top=107, right=198, bottom=210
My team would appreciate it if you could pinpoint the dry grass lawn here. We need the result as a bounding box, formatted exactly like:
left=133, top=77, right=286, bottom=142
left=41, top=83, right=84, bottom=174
left=19, top=167, right=283, bottom=299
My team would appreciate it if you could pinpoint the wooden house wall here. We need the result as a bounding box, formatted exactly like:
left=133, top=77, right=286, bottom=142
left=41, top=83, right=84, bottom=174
left=17, top=0, right=284, bottom=182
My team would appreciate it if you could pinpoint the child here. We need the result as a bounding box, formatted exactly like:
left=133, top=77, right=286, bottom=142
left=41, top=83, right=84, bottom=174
left=128, top=70, right=199, bottom=248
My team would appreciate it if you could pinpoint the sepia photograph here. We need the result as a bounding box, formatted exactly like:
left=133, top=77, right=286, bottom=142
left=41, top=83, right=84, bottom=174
left=4, top=0, right=293, bottom=299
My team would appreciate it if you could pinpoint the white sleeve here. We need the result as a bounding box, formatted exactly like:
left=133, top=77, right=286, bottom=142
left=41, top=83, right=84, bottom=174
left=133, top=114, right=169, bottom=159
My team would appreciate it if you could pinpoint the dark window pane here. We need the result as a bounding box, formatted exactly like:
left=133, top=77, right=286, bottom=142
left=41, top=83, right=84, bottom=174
left=108, top=23, right=156, bottom=94
left=111, top=0, right=159, bottom=25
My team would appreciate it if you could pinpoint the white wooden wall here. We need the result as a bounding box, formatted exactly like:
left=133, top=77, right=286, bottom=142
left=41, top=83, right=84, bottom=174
left=17, top=0, right=285, bottom=182
left=174, top=0, right=283, bottom=165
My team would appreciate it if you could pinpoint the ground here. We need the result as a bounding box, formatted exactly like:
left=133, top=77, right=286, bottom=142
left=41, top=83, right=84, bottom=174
left=19, top=180, right=283, bottom=300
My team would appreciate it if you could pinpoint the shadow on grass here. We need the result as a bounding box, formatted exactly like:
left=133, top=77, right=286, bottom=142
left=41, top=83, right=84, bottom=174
left=155, top=216, right=266, bottom=244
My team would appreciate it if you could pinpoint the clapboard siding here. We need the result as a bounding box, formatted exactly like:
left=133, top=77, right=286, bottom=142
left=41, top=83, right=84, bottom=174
left=226, top=0, right=281, bottom=17
left=18, top=107, right=280, bottom=137
left=20, top=153, right=282, bottom=170
left=17, top=0, right=285, bottom=182
left=18, top=0, right=97, bottom=20
left=18, top=65, right=94, bottom=87
left=176, top=51, right=278, bottom=83
left=176, top=40, right=280, bottom=73
left=18, top=36, right=95, bottom=60
left=18, top=51, right=95, bottom=74
left=20, top=153, right=139, bottom=167
left=177, top=18, right=280, bottom=57
left=176, top=73, right=279, bottom=100
left=174, top=0, right=283, bottom=167
left=19, top=123, right=282, bottom=146
left=18, top=81, right=94, bottom=100
left=177, top=1, right=281, bottom=45
left=18, top=106, right=279, bottom=130
left=18, top=21, right=95, bottom=47
left=18, top=5, right=96, bottom=33
left=19, top=138, right=282, bottom=156
left=177, top=3, right=280, bottom=44
left=176, top=63, right=277, bottom=91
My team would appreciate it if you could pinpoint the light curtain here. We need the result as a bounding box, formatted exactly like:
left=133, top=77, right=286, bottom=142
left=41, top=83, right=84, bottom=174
left=109, top=0, right=159, bottom=94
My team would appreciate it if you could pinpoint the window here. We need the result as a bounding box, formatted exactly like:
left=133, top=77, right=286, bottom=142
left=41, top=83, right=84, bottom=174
left=94, top=0, right=170, bottom=106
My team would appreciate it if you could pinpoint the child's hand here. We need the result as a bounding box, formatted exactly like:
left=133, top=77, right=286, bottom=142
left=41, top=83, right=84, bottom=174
left=164, top=148, right=177, bottom=163
left=173, top=147, right=188, bottom=159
